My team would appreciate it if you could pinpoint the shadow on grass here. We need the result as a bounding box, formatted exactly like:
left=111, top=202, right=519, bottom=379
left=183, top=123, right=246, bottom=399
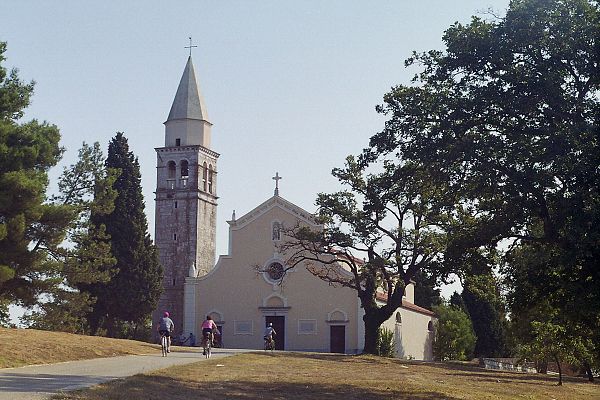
left=449, top=371, right=598, bottom=385
left=57, top=374, right=462, bottom=400
left=259, top=351, right=393, bottom=366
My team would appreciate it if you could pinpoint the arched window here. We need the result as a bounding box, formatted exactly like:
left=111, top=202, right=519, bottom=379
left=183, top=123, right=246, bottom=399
left=167, top=161, right=176, bottom=189
left=395, top=312, right=402, bottom=324
left=202, top=162, right=208, bottom=192
left=180, top=160, right=189, bottom=188
left=428, top=320, right=434, bottom=332
left=167, top=161, right=176, bottom=178
left=208, top=164, right=214, bottom=194
left=180, top=160, right=189, bottom=177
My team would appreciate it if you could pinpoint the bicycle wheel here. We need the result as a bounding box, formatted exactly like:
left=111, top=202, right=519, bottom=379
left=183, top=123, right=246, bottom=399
left=161, top=335, right=168, bottom=357
left=205, top=337, right=211, bottom=358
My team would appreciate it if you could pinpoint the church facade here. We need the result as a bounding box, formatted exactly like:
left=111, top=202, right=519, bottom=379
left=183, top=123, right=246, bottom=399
left=154, top=57, right=435, bottom=359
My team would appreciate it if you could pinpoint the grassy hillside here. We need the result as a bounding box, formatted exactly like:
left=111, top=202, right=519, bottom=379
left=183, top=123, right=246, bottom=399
left=0, top=327, right=161, bottom=368
left=54, top=352, right=599, bottom=400
left=1, top=328, right=597, bottom=399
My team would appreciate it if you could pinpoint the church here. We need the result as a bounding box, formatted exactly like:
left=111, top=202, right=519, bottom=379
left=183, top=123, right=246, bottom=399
left=153, top=56, right=435, bottom=360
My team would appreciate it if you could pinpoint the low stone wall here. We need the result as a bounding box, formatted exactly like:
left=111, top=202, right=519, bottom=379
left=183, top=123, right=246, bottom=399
left=482, top=358, right=537, bottom=373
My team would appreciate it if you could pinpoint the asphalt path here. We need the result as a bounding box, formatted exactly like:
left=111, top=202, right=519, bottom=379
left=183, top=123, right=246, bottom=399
left=0, top=348, right=250, bottom=400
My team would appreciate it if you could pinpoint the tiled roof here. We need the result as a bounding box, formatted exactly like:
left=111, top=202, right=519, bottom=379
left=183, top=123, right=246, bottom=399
left=375, top=291, right=436, bottom=317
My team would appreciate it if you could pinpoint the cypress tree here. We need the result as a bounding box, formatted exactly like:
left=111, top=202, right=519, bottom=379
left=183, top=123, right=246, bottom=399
left=88, top=132, right=162, bottom=337
left=412, top=270, right=442, bottom=310
left=449, top=291, right=466, bottom=311
left=461, top=274, right=508, bottom=358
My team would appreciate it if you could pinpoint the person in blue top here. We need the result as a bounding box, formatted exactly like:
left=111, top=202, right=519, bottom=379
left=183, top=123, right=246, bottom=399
left=157, top=311, right=174, bottom=353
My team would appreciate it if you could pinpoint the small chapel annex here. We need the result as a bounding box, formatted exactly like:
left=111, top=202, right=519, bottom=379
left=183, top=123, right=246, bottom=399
left=153, top=55, right=435, bottom=360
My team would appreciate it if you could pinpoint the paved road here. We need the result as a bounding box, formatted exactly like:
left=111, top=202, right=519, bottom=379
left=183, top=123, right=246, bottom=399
left=0, top=348, right=249, bottom=400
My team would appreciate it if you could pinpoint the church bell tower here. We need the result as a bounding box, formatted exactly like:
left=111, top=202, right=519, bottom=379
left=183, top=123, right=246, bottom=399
left=154, top=56, right=218, bottom=334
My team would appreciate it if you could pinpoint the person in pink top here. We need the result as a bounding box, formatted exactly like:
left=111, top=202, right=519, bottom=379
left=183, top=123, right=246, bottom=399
left=200, top=315, right=220, bottom=354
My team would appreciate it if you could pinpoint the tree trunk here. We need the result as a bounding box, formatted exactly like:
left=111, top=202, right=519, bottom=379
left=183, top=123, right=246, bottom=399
left=554, top=354, right=563, bottom=386
left=536, top=359, right=548, bottom=374
left=583, top=362, right=594, bottom=382
left=105, top=317, right=116, bottom=338
left=363, top=315, right=380, bottom=355
left=358, top=283, right=405, bottom=355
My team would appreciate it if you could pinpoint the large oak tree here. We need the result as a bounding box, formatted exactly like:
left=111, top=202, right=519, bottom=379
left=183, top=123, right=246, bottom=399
left=365, top=0, right=599, bottom=369
left=282, top=157, right=452, bottom=354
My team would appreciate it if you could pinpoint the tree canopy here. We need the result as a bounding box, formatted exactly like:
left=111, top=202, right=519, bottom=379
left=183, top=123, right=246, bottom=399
left=0, top=41, right=74, bottom=322
left=282, top=155, right=453, bottom=354
left=363, top=0, right=599, bottom=368
left=284, top=0, right=599, bottom=363
left=23, top=142, right=118, bottom=333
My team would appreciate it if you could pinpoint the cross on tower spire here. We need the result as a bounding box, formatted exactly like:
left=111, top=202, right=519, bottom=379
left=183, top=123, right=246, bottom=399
left=272, top=172, right=282, bottom=196
left=185, top=36, right=198, bottom=57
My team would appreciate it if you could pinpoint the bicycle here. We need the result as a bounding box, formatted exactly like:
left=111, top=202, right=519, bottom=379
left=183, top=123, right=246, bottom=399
left=203, top=332, right=212, bottom=358
left=264, top=335, right=275, bottom=351
left=160, top=333, right=168, bottom=357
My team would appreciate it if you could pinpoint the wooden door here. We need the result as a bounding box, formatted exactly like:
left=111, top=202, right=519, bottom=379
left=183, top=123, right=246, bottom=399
left=330, top=325, right=345, bottom=353
left=265, top=316, right=285, bottom=350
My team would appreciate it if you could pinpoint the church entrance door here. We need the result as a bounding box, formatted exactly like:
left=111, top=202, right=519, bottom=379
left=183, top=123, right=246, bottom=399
left=330, top=325, right=345, bottom=353
left=266, top=316, right=285, bottom=350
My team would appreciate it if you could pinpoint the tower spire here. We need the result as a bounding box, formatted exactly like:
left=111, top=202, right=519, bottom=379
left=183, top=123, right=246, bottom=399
left=166, top=57, right=208, bottom=122
left=164, top=54, right=212, bottom=148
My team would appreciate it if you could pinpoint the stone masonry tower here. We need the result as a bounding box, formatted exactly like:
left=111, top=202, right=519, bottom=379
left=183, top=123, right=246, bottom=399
left=154, top=56, right=218, bottom=334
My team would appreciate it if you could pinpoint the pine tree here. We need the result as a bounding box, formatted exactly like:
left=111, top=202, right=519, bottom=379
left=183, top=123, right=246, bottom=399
left=23, top=142, right=118, bottom=332
left=87, top=132, right=162, bottom=337
left=0, top=42, right=74, bottom=323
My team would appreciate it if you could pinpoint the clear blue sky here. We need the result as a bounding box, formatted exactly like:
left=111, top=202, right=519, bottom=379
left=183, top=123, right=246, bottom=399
left=1, top=1, right=510, bottom=310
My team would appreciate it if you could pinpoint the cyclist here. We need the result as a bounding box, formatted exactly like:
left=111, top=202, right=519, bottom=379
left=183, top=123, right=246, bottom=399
left=157, top=311, right=174, bottom=353
left=200, top=315, right=220, bottom=355
left=263, top=322, right=276, bottom=349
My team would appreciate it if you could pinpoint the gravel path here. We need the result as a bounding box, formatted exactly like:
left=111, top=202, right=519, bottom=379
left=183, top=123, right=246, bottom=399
left=0, top=348, right=250, bottom=400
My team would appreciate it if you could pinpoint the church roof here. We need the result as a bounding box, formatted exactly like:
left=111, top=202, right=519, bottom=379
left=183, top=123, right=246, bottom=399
left=375, top=291, right=436, bottom=317
left=228, top=195, right=317, bottom=229
left=166, top=56, right=209, bottom=122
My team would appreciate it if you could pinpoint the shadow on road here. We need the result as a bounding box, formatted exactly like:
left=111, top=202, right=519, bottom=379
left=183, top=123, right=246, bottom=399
left=0, top=373, right=115, bottom=393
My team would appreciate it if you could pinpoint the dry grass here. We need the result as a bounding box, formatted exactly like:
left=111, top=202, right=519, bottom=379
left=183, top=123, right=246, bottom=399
left=53, top=352, right=599, bottom=400
left=0, top=327, right=162, bottom=368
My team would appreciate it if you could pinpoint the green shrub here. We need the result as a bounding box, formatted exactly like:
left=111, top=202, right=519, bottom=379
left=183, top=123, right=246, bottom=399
left=377, top=327, right=395, bottom=357
left=432, top=304, right=476, bottom=361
